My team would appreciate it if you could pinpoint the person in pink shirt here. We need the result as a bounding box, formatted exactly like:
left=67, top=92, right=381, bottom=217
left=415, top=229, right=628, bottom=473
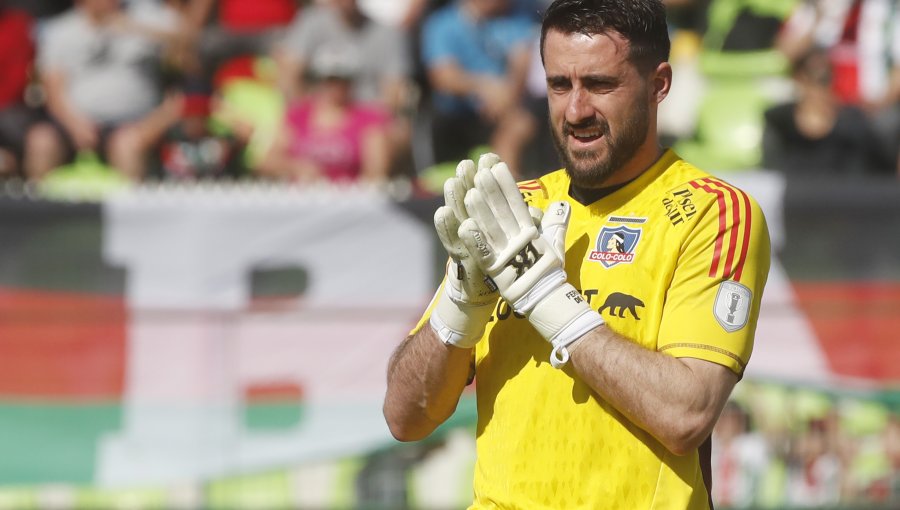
left=258, top=46, right=391, bottom=183
left=0, top=3, right=36, bottom=178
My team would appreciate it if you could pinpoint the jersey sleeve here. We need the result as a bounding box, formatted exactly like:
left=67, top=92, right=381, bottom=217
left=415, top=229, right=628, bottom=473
left=657, top=178, right=772, bottom=375
left=408, top=274, right=447, bottom=337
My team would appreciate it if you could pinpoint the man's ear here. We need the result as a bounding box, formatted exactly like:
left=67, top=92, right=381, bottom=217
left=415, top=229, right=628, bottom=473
left=652, top=62, right=673, bottom=104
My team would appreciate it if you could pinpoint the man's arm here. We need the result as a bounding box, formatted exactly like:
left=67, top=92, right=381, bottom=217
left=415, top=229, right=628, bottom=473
left=429, top=61, right=518, bottom=121
left=383, top=325, right=473, bottom=442
left=186, top=0, right=216, bottom=30
left=456, top=162, right=767, bottom=458
left=568, top=328, right=738, bottom=456
left=427, top=60, right=488, bottom=99
left=42, top=68, right=99, bottom=150
left=505, top=44, right=532, bottom=102
left=384, top=155, right=507, bottom=442
left=272, top=49, right=307, bottom=101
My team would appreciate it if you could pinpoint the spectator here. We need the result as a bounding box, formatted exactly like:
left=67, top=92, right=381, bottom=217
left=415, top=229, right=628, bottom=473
left=24, top=0, right=181, bottom=181
left=762, top=47, right=886, bottom=176
left=257, top=46, right=392, bottom=184
left=188, top=0, right=299, bottom=81
left=275, top=0, right=413, bottom=177
left=885, top=414, right=900, bottom=501
left=386, top=0, right=545, bottom=31
left=353, top=0, right=427, bottom=29
left=711, top=401, right=771, bottom=508
left=0, top=2, right=38, bottom=178
left=159, top=88, right=246, bottom=180
left=521, top=35, right=561, bottom=178
left=777, top=0, right=900, bottom=173
left=420, top=0, right=537, bottom=176
left=786, top=417, right=844, bottom=506
left=275, top=0, right=411, bottom=110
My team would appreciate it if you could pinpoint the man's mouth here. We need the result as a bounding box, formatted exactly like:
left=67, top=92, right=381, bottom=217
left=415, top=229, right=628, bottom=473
left=566, top=124, right=604, bottom=146
left=569, top=127, right=602, bottom=143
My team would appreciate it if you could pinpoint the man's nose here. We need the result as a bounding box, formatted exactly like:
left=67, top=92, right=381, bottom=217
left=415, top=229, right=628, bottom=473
left=566, top=87, right=594, bottom=124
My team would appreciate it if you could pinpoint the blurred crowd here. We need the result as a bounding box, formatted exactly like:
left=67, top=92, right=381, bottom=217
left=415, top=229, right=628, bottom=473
left=358, top=379, right=900, bottom=509
left=711, top=381, right=900, bottom=508
left=1, top=0, right=900, bottom=191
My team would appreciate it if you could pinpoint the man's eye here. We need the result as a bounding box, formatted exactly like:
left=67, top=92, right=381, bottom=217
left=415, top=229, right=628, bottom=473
left=586, top=82, right=615, bottom=93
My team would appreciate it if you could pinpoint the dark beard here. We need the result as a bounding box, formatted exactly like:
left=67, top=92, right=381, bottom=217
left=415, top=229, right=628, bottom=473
left=551, top=99, right=649, bottom=189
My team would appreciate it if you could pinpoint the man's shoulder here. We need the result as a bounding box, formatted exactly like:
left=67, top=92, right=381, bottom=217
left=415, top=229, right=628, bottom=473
left=296, top=5, right=333, bottom=21
left=128, top=1, right=178, bottom=30
left=487, top=11, right=535, bottom=30
left=39, top=9, right=91, bottom=54
left=41, top=9, right=83, bottom=38
left=423, top=4, right=463, bottom=31
left=659, top=154, right=744, bottom=200
left=653, top=154, right=764, bottom=225
left=288, top=4, right=338, bottom=31
left=360, top=13, right=404, bottom=43
left=517, top=169, right=568, bottom=204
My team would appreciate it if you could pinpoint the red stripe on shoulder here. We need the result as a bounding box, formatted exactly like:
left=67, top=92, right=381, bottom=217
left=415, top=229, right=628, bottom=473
left=517, top=179, right=542, bottom=191
left=716, top=180, right=753, bottom=281
left=689, top=179, right=727, bottom=278
left=703, top=178, right=741, bottom=280
left=692, top=178, right=753, bottom=282
left=517, top=179, right=547, bottom=201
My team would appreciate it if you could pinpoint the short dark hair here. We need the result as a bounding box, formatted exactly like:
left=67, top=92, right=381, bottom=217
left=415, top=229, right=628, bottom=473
left=540, top=0, right=670, bottom=72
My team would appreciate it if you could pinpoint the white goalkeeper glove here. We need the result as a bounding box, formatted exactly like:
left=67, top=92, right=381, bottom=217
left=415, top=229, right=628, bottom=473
left=429, top=153, right=503, bottom=348
left=458, top=161, right=605, bottom=368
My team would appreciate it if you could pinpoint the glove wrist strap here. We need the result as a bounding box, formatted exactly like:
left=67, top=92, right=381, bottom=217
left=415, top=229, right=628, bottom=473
left=510, top=265, right=567, bottom=314
left=525, top=283, right=605, bottom=368
left=549, top=309, right=605, bottom=368
left=430, top=285, right=495, bottom=348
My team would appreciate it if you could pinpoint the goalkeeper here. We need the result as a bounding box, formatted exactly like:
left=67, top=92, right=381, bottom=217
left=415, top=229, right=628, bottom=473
left=384, top=0, right=771, bottom=508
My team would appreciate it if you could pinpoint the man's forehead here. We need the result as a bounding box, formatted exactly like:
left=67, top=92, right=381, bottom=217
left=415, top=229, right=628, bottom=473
left=543, top=29, right=631, bottom=73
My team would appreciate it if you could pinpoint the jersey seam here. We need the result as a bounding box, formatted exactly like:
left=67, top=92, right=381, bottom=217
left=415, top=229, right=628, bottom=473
left=659, top=342, right=746, bottom=369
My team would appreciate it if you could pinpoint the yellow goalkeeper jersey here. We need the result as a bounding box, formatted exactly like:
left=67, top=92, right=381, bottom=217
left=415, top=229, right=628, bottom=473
left=414, top=150, right=771, bottom=509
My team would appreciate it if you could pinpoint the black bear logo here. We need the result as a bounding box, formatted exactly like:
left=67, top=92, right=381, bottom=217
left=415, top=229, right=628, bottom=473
left=599, top=292, right=645, bottom=320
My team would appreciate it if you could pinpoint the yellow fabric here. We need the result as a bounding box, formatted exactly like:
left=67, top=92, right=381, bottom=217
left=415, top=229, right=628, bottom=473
left=412, top=150, right=771, bottom=509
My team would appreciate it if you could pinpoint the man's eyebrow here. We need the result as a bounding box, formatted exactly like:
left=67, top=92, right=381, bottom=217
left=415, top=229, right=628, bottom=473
left=580, top=74, right=619, bottom=86
left=545, top=73, right=620, bottom=86
left=546, top=75, right=571, bottom=85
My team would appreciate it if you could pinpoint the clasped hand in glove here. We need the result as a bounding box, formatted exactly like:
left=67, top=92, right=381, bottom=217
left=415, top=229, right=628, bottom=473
left=456, top=161, right=605, bottom=367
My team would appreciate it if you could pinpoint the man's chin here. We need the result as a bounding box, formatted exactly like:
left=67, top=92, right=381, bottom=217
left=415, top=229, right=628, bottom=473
left=563, top=155, right=614, bottom=188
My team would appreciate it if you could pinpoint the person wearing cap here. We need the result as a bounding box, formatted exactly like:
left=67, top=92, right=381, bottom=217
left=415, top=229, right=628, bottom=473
left=257, top=45, right=392, bottom=183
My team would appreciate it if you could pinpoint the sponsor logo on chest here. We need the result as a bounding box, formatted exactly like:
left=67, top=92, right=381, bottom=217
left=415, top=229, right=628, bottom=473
left=588, top=216, right=646, bottom=268
left=662, top=187, right=698, bottom=226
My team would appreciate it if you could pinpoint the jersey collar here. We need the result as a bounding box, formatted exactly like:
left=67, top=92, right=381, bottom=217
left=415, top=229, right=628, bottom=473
left=570, top=149, right=679, bottom=215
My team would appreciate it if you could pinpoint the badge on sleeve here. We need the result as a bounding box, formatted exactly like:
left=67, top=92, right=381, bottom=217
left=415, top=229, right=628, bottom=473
left=714, top=281, right=752, bottom=332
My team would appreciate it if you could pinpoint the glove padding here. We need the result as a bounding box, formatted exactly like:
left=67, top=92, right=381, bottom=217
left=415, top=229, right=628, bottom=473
left=458, top=162, right=605, bottom=367
left=429, top=153, right=502, bottom=348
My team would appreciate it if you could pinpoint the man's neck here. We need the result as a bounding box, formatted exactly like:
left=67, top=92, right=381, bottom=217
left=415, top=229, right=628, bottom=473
left=83, top=9, right=114, bottom=26
left=606, top=143, right=664, bottom=187
left=339, top=8, right=365, bottom=29
left=567, top=145, right=666, bottom=205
